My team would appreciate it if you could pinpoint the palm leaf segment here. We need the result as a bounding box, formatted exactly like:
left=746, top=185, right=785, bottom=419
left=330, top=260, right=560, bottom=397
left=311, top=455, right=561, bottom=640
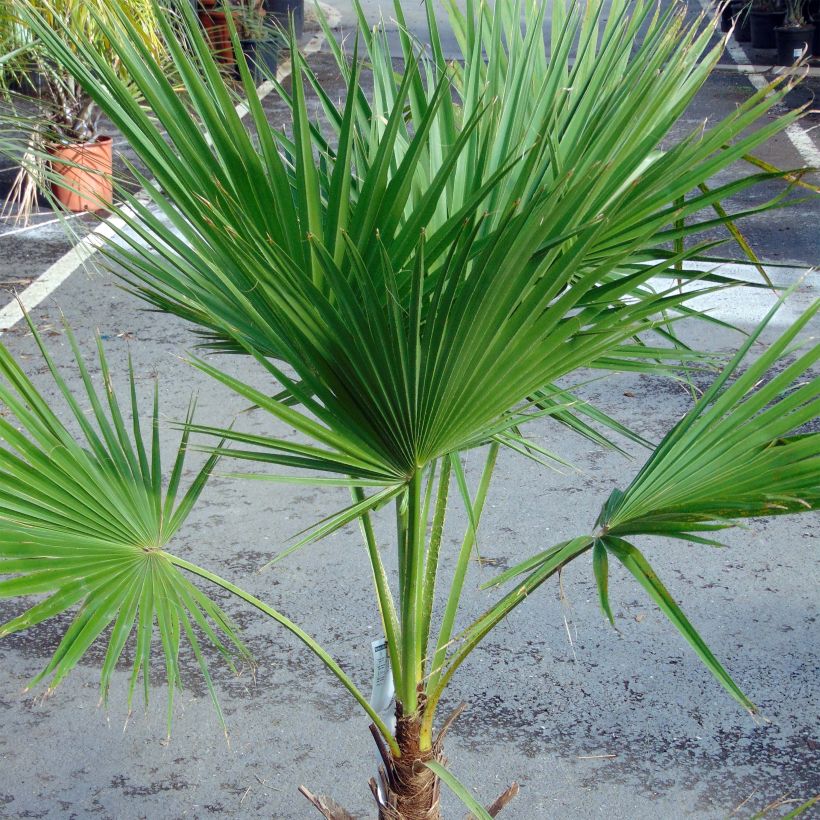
left=481, top=299, right=820, bottom=715
left=598, top=298, right=820, bottom=539
left=591, top=298, right=819, bottom=708
left=0, top=317, right=248, bottom=729
left=21, top=0, right=806, bottom=487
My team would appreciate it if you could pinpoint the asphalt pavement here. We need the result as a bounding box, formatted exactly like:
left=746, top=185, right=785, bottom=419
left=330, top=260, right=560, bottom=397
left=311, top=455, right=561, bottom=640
left=0, top=2, right=818, bottom=819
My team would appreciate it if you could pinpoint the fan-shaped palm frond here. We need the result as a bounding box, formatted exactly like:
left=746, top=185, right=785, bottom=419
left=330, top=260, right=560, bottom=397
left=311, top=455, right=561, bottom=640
left=597, top=298, right=820, bottom=539
left=474, top=297, right=819, bottom=720
left=21, top=0, right=807, bottom=478
left=0, top=313, right=399, bottom=745
left=4, top=0, right=818, bottom=815
left=0, top=315, right=248, bottom=729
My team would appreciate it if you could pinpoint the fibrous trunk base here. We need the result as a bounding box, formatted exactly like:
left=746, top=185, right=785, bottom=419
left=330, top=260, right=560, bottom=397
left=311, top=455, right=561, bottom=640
left=370, top=700, right=443, bottom=820
left=300, top=699, right=519, bottom=820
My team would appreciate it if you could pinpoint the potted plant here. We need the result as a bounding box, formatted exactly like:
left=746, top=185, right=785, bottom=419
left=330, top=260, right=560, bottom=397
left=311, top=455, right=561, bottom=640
left=237, top=5, right=281, bottom=83
left=196, top=0, right=242, bottom=66
left=731, top=0, right=753, bottom=41
left=809, top=0, right=820, bottom=53
left=196, top=0, right=267, bottom=69
left=0, top=0, right=168, bottom=219
left=9, top=57, right=114, bottom=214
left=750, top=0, right=786, bottom=47
left=720, top=0, right=735, bottom=31
left=775, top=0, right=816, bottom=62
left=3, top=1, right=818, bottom=817
left=264, top=0, right=302, bottom=38
left=0, top=0, right=36, bottom=96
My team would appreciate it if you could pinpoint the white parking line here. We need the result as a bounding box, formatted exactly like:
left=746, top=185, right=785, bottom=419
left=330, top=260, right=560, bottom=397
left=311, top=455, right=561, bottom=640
left=713, top=62, right=820, bottom=79
left=0, top=21, right=331, bottom=335
left=724, top=45, right=820, bottom=168
left=700, top=1, right=820, bottom=168
left=0, top=211, right=84, bottom=238
left=0, top=209, right=134, bottom=332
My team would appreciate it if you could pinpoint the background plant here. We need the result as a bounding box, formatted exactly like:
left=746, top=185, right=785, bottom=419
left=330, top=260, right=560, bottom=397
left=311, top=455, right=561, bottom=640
left=783, top=0, right=810, bottom=24
left=0, top=0, right=817, bottom=817
left=0, top=0, right=170, bottom=221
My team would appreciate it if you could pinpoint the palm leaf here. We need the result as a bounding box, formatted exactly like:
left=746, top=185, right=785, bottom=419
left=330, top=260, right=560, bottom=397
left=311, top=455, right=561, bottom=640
left=11, top=0, right=818, bottom=766
left=0, top=316, right=249, bottom=730
left=463, top=296, right=819, bottom=721
left=597, top=298, right=820, bottom=538
left=597, top=534, right=756, bottom=711
left=425, top=760, right=492, bottom=820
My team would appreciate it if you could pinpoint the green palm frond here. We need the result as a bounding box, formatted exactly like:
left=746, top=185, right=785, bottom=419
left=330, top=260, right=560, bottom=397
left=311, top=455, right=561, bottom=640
left=476, top=297, right=819, bottom=717
left=597, top=297, right=820, bottom=539
left=0, top=316, right=249, bottom=730
left=9, top=0, right=818, bottom=778
left=585, top=298, right=820, bottom=705
left=81, top=3, right=799, bottom=468
left=22, top=0, right=805, bottom=398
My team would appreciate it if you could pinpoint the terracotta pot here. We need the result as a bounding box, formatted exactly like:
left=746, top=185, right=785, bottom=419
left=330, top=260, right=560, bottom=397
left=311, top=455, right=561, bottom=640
left=49, top=135, right=113, bottom=213
left=197, top=8, right=236, bottom=66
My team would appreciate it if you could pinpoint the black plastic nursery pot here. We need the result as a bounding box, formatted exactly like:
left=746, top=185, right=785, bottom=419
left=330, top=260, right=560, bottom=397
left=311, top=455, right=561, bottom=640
left=731, top=1, right=752, bottom=41
left=775, top=24, right=816, bottom=63
left=263, top=0, right=303, bottom=38
left=239, top=37, right=279, bottom=84
left=750, top=10, right=786, bottom=47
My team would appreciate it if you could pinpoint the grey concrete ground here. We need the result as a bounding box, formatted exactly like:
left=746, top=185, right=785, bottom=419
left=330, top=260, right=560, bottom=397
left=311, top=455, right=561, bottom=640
left=0, top=2, right=818, bottom=819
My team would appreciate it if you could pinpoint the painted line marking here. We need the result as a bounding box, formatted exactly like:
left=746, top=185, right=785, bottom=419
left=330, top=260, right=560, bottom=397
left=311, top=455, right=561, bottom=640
left=713, top=62, right=820, bottom=78
left=0, top=17, right=333, bottom=335
left=0, top=206, right=139, bottom=333
left=699, top=2, right=820, bottom=168
left=649, top=262, right=817, bottom=327
left=723, top=45, right=820, bottom=168
left=0, top=211, right=84, bottom=239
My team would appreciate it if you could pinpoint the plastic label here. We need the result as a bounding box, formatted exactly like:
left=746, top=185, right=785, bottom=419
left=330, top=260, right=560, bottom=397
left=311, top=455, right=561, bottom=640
left=370, top=638, right=394, bottom=713
left=370, top=638, right=395, bottom=805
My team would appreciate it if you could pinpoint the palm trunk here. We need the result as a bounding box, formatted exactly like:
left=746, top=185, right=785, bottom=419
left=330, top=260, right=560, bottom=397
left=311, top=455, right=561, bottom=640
left=301, top=696, right=518, bottom=820
left=371, top=697, right=444, bottom=820
left=300, top=696, right=443, bottom=820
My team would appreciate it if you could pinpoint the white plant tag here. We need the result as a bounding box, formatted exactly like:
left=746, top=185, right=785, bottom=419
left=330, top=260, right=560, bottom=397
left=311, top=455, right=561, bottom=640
left=370, top=638, right=394, bottom=713
left=793, top=47, right=802, bottom=59
left=370, top=638, right=396, bottom=806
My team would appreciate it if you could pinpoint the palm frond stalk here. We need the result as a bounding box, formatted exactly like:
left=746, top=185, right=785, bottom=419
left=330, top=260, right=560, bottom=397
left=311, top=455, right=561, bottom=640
left=1, top=0, right=818, bottom=817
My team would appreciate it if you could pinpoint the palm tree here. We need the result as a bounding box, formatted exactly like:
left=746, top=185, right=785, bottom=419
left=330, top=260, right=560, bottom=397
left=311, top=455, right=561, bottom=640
left=0, top=1, right=817, bottom=817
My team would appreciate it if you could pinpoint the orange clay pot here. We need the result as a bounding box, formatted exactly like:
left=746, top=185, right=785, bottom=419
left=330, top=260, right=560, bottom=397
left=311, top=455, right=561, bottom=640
left=49, top=135, right=113, bottom=213
left=197, top=9, right=236, bottom=66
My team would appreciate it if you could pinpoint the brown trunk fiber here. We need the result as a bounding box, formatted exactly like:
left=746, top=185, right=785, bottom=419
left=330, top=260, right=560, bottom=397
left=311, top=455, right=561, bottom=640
left=371, top=697, right=444, bottom=820
left=300, top=697, right=518, bottom=819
